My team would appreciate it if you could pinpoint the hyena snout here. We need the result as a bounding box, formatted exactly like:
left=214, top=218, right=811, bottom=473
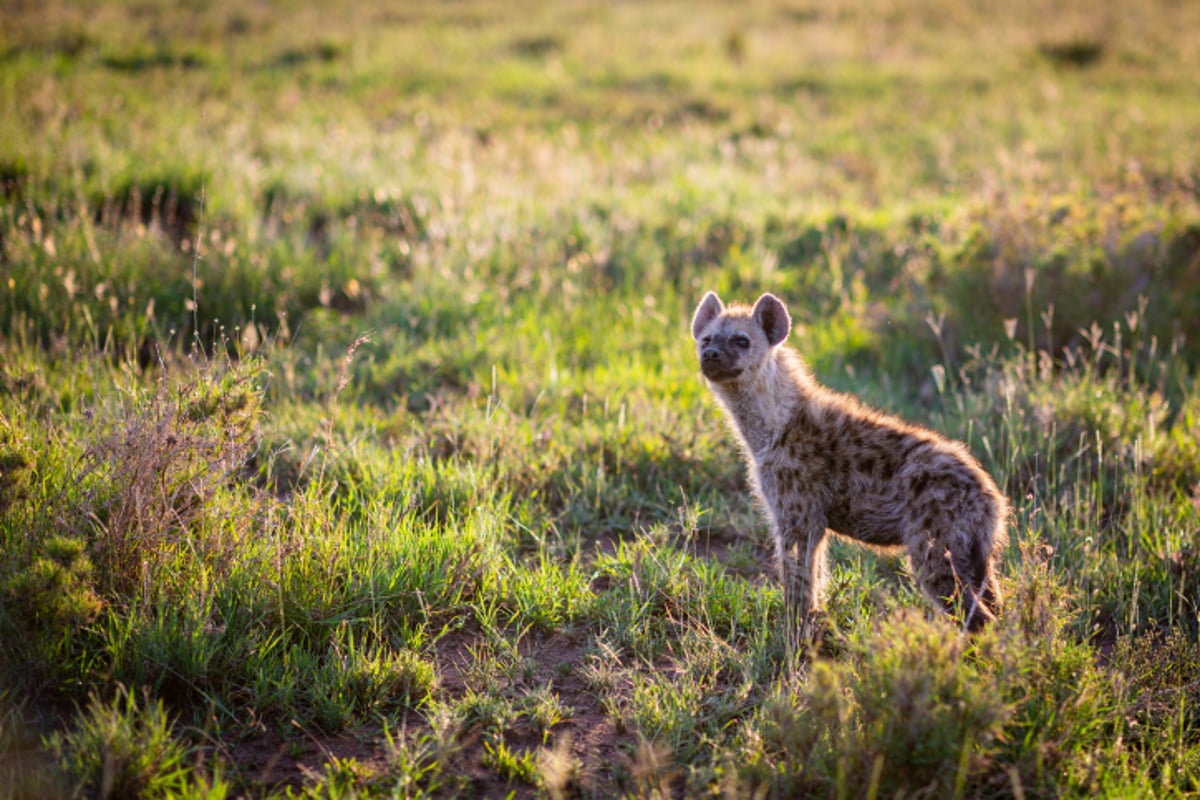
left=699, top=346, right=742, bottom=381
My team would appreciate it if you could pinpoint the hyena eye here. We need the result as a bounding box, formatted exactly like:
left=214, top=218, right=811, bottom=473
left=734, top=335, right=750, bottom=348
left=700, top=336, right=711, bottom=346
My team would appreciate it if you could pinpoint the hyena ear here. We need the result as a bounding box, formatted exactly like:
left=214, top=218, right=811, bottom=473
left=691, top=291, right=724, bottom=340
left=753, top=293, right=792, bottom=347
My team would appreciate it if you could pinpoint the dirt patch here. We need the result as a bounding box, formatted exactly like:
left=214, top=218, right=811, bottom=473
left=523, top=631, right=630, bottom=795
left=220, top=534, right=768, bottom=796
left=587, top=523, right=773, bottom=578
left=430, top=625, right=635, bottom=798
left=225, top=726, right=389, bottom=795
left=0, top=747, right=57, bottom=798
left=222, top=624, right=639, bottom=797
left=682, top=524, right=774, bottom=579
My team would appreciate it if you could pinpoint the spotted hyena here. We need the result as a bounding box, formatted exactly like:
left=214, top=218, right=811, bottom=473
left=691, top=291, right=1008, bottom=637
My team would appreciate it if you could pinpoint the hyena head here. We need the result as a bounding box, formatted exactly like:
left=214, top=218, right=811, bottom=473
left=690, top=292, right=792, bottom=384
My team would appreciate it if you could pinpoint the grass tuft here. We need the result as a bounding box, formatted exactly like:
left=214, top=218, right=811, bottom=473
left=47, top=684, right=213, bottom=799
left=71, top=357, right=264, bottom=597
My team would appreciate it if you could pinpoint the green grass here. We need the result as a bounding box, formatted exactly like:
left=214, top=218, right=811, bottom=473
left=2, top=0, right=1200, bottom=796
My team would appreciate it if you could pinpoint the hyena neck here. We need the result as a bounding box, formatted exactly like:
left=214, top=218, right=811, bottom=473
left=711, top=347, right=812, bottom=454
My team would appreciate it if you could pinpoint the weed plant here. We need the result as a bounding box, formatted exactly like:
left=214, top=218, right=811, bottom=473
left=2, top=0, right=1200, bottom=796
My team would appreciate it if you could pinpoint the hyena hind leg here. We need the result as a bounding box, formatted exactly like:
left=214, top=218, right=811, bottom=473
left=957, top=530, right=1003, bottom=632
left=969, top=563, right=1003, bottom=632
left=909, top=538, right=997, bottom=633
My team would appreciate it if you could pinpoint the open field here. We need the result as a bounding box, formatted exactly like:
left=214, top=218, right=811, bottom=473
left=2, top=0, right=1200, bottom=796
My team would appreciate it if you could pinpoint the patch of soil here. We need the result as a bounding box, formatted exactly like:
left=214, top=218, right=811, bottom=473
left=226, top=726, right=389, bottom=795
left=222, top=533, right=770, bottom=796
left=524, top=631, right=630, bottom=795
left=430, top=625, right=635, bottom=798
left=224, top=625, right=638, bottom=798
left=0, top=747, right=57, bottom=799
left=682, top=524, right=775, bottom=579
left=587, top=523, right=774, bottom=577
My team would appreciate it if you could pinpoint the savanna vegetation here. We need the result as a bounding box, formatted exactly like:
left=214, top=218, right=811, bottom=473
left=2, top=0, right=1200, bottom=796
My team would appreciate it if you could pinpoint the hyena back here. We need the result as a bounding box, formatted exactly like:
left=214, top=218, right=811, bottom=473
left=691, top=291, right=1008, bottom=635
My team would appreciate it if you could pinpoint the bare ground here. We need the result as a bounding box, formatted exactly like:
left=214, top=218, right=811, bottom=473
left=223, top=532, right=776, bottom=797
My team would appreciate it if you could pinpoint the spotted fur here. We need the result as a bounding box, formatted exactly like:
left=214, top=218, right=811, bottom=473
left=691, top=291, right=1008, bottom=636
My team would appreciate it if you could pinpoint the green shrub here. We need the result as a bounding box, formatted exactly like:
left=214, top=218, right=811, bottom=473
left=70, top=357, right=265, bottom=597
left=758, top=612, right=1009, bottom=797
left=47, top=684, right=211, bottom=799
left=0, top=533, right=104, bottom=690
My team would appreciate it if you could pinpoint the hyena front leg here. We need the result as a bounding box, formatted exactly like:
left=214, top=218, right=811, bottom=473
left=776, top=522, right=830, bottom=644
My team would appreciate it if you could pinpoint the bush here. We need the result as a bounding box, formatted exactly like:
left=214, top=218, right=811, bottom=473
left=70, top=357, right=265, bottom=597
left=47, top=684, right=223, bottom=799
left=758, top=612, right=1009, bottom=797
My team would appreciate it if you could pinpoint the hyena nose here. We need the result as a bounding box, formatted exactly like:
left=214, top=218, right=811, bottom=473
left=702, top=347, right=721, bottom=362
